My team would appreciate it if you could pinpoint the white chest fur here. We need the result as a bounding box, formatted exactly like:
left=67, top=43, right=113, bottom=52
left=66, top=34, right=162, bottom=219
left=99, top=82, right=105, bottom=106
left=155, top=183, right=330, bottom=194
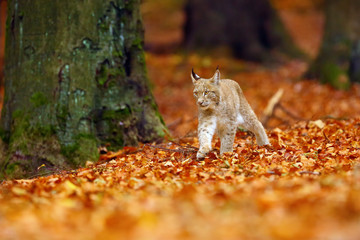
left=236, top=114, right=245, bottom=125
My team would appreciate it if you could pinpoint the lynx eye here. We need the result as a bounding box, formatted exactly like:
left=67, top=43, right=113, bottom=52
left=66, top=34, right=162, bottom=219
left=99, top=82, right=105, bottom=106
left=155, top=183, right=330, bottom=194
left=193, top=91, right=198, bottom=97
left=204, top=91, right=215, bottom=96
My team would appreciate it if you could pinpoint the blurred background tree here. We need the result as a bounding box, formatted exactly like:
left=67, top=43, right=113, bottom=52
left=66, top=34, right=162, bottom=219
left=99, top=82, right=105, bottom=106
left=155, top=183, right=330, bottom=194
left=306, top=0, right=360, bottom=89
left=183, top=0, right=303, bottom=61
left=0, top=0, right=5, bottom=113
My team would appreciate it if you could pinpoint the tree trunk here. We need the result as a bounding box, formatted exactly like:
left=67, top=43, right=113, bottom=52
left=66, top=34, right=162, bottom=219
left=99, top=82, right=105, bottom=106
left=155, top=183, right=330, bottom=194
left=1, top=0, right=165, bottom=179
left=0, top=0, right=5, bottom=115
left=306, top=0, right=360, bottom=89
left=184, top=0, right=303, bottom=61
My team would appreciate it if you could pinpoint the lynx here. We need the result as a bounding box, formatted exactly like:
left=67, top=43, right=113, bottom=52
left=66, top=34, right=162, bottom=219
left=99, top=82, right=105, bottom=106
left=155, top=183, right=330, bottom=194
left=191, top=67, right=269, bottom=159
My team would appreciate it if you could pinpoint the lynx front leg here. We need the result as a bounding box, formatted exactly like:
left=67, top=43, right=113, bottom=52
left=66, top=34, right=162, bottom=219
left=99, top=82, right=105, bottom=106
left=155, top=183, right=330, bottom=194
left=197, top=117, right=217, bottom=159
left=219, top=124, right=236, bottom=155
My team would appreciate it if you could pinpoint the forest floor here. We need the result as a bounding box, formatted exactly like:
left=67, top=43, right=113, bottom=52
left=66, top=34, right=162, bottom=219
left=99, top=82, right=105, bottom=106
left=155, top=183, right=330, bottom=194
left=1, top=1, right=360, bottom=239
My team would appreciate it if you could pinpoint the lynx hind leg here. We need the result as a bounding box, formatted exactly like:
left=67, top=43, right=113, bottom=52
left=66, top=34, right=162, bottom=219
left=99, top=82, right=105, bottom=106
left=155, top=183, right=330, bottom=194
left=250, top=120, right=269, bottom=146
left=197, top=118, right=217, bottom=159
left=219, top=124, right=237, bottom=155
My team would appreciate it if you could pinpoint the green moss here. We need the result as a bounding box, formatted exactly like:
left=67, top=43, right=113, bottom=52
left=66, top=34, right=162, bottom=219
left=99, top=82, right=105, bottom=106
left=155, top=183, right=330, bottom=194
left=4, top=162, right=24, bottom=178
left=97, top=109, right=134, bottom=149
left=61, top=134, right=99, bottom=166
left=61, top=143, right=79, bottom=158
left=56, top=105, right=69, bottom=121
left=124, top=0, right=135, bottom=10
left=102, top=108, right=130, bottom=120
left=30, top=92, right=48, bottom=107
left=10, top=126, right=54, bottom=155
left=95, top=63, right=125, bottom=87
left=155, top=123, right=167, bottom=139
left=112, top=49, right=123, bottom=58
left=102, top=130, right=125, bottom=151
left=132, top=37, right=143, bottom=50
left=77, top=136, right=99, bottom=162
left=9, top=108, right=56, bottom=157
left=10, top=113, right=30, bottom=149
left=320, top=62, right=350, bottom=90
left=38, top=125, right=55, bottom=137
left=1, top=129, right=68, bottom=179
left=12, top=109, right=24, bottom=119
left=150, top=113, right=167, bottom=140
left=0, top=128, right=9, bottom=143
left=151, top=101, right=165, bottom=126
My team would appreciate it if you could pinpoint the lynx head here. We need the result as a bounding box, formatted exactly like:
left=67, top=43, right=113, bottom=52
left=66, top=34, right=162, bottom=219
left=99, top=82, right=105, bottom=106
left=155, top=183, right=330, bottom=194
left=191, top=67, right=221, bottom=110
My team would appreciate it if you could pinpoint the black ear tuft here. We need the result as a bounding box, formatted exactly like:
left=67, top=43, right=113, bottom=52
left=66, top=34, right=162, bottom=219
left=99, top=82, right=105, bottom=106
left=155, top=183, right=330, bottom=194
left=192, top=68, right=201, bottom=80
left=216, top=65, right=219, bottom=71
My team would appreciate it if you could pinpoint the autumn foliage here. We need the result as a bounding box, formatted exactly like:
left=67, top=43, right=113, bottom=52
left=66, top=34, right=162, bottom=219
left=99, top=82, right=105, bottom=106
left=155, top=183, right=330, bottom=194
left=1, top=118, right=360, bottom=239
left=1, top=0, right=360, bottom=239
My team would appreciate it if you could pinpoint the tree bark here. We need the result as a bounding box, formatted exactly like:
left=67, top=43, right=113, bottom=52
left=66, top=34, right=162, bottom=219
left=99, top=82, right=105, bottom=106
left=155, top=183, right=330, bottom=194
left=184, top=0, right=303, bottom=61
left=1, top=0, right=165, bottom=178
left=306, top=0, right=360, bottom=89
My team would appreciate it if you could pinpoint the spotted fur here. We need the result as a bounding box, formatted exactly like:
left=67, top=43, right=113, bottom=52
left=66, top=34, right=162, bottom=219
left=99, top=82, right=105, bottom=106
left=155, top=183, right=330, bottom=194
left=192, top=68, right=269, bottom=159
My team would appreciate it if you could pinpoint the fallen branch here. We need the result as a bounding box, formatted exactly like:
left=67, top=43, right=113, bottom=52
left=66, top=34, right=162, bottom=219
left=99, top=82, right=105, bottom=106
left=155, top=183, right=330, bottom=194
left=145, top=142, right=198, bottom=154
left=263, top=88, right=284, bottom=118
left=277, top=104, right=305, bottom=121
left=262, top=88, right=305, bottom=127
left=298, top=171, right=321, bottom=175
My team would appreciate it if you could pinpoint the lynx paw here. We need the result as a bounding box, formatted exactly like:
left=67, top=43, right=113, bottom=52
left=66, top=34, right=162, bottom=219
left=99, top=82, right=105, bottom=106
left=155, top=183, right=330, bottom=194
left=256, top=139, right=270, bottom=146
left=196, top=151, right=206, bottom=160
left=220, top=149, right=233, bottom=156
left=197, top=147, right=210, bottom=159
left=197, top=144, right=212, bottom=159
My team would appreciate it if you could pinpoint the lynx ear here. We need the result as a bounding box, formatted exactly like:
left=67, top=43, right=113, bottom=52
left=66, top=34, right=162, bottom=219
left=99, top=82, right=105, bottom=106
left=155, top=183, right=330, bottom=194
left=211, top=66, right=220, bottom=85
left=191, top=68, right=201, bottom=83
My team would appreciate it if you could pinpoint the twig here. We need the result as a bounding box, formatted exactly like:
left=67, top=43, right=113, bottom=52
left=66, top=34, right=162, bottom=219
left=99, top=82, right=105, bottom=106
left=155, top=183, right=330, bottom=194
left=298, top=171, right=321, bottom=175
left=263, top=88, right=284, bottom=117
left=167, top=115, right=197, bottom=129
left=323, top=130, right=331, bottom=143
left=167, top=118, right=183, bottom=129
left=277, top=104, right=305, bottom=121
left=145, top=143, right=197, bottom=153
left=262, top=88, right=305, bottom=127
left=262, top=89, right=284, bottom=127
left=170, top=141, right=199, bottom=151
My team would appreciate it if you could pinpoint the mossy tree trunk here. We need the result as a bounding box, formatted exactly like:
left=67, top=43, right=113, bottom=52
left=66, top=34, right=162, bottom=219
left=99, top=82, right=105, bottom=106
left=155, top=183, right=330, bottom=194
left=306, top=0, right=360, bottom=89
left=1, top=0, right=165, bottom=178
left=184, top=0, right=303, bottom=61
